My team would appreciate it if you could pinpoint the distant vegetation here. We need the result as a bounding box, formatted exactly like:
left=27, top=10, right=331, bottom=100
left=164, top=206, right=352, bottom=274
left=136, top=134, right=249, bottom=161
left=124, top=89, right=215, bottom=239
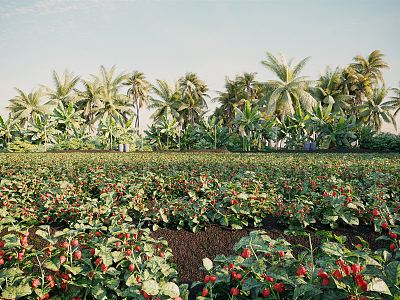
left=1, top=50, right=400, bottom=152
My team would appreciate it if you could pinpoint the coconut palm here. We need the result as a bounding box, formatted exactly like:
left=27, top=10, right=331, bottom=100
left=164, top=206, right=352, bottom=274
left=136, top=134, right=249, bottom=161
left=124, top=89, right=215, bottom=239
left=123, top=71, right=151, bottom=129
left=7, top=88, right=50, bottom=127
left=149, top=80, right=181, bottom=123
left=75, top=79, right=102, bottom=132
left=350, top=50, right=389, bottom=86
left=357, top=87, right=396, bottom=131
left=383, top=82, right=400, bottom=117
left=213, top=78, right=247, bottom=128
left=178, top=73, right=209, bottom=126
left=234, top=100, right=262, bottom=151
left=313, top=67, right=352, bottom=114
left=236, top=72, right=264, bottom=101
left=261, top=52, right=316, bottom=120
left=93, top=65, right=132, bottom=121
left=43, top=70, right=80, bottom=107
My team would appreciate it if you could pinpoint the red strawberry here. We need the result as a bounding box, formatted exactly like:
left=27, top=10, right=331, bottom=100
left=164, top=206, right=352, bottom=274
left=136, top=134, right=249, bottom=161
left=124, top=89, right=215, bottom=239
left=389, top=232, right=398, bottom=239
left=60, top=255, right=67, bottom=265
left=278, top=251, right=285, bottom=257
left=332, top=269, right=343, bottom=280
left=296, top=265, right=307, bottom=277
left=241, top=248, right=251, bottom=259
left=342, top=265, right=351, bottom=276
left=351, top=264, right=361, bottom=275
left=372, top=209, right=379, bottom=216
left=100, top=263, right=108, bottom=272
left=210, top=275, right=217, bottom=283
left=115, top=241, right=122, bottom=249
left=230, top=287, right=240, bottom=296
left=322, top=278, right=330, bottom=286
left=135, top=245, right=141, bottom=252
left=202, top=288, right=209, bottom=297
left=204, top=275, right=210, bottom=283
left=89, top=248, right=96, bottom=256
left=71, top=239, right=79, bottom=247
left=273, top=283, right=285, bottom=293
left=32, top=278, right=40, bottom=288
left=74, top=250, right=82, bottom=260
left=390, top=243, right=396, bottom=251
left=262, top=288, right=271, bottom=297
left=17, top=252, right=24, bottom=261
left=126, top=249, right=132, bottom=256
left=129, top=264, right=135, bottom=272
left=61, top=241, right=69, bottom=249
left=0, top=258, right=4, bottom=265
left=381, top=222, right=389, bottom=230
left=317, top=269, right=329, bottom=279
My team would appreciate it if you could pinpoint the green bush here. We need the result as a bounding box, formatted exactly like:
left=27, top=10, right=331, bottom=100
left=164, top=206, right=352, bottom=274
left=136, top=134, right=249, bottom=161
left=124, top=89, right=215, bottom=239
left=360, top=131, right=400, bottom=151
left=6, top=139, right=38, bottom=152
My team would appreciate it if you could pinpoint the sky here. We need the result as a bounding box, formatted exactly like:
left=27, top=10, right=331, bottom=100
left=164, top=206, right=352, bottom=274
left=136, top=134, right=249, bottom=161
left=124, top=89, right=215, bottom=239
left=0, top=0, right=399, bottom=132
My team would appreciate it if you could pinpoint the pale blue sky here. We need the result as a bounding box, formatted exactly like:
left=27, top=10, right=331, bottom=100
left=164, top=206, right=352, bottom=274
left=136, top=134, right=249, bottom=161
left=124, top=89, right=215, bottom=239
left=0, top=0, right=399, bottom=132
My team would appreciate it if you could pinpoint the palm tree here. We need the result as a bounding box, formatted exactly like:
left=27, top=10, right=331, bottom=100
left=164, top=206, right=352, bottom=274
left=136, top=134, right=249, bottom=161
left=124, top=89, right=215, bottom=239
left=236, top=72, right=264, bottom=101
left=384, top=82, right=400, bottom=117
left=350, top=50, right=389, bottom=86
left=93, top=65, right=132, bottom=122
left=7, top=88, right=50, bottom=127
left=313, top=67, right=352, bottom=114
left=178, top=72, right=209, bottom=126
left=261, top=52, right=316, bottom=120
left=213, top=77, right=246, bottom=129
left=75, top=79, right=102, bottom=132
left=123, top=71, right=151, bottom=129
left=149, top=79, right=181, bottom=123
left=43, top=70, right=80, bottom=107
left=357, top=87, right=396, bottom=131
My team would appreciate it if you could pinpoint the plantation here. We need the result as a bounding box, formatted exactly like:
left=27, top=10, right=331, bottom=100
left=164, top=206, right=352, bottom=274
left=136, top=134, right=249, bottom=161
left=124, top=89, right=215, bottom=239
left=0, top=152, right=399, bottom=299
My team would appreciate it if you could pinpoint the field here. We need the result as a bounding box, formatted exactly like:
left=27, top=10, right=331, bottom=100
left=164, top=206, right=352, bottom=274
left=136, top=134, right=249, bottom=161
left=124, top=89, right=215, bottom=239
left=0, top=153, right=400, bottom=300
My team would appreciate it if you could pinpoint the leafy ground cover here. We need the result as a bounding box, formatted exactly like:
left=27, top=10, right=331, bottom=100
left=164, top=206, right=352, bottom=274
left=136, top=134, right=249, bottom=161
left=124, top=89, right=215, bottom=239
left=0, top=153, right=399, bottom=299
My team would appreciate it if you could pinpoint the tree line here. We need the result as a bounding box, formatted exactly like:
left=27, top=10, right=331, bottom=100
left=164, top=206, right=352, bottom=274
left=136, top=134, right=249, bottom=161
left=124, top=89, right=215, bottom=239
left=1, top=50, right=399, bottom=151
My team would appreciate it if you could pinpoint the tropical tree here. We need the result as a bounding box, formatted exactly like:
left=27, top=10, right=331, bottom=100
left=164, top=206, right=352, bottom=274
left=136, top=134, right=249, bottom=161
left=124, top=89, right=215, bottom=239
left=313, top=67, right=352, bottom=114
left=261, top=52, right=316, bottom=120
left=124, top=71, right=151, bottom=129
left=357, top=87, right=396, bottom=131
left=0, top=114, right=19, bottom=147
left=24, top=115, right=59, bottom=147
left=318, top=115, right=357, bottom=149
left=43, top=70, right=80, bottom=107
left=149, top=80, right=181, bottom=123
left=75, top=79, right=102, bottom=132
left=236, top=72, right=264, bottom=102
left=197, top=116, right=231, bottom=149
left=7, top=88, right=50, bottom=127
left=350, top=50, right=389, bottom=86
left=52, top=102, right=84, bottom=139
left=178, top=72, right=209, bottom=126
left=213, top=78, right=246, bottom=129
left=234, top=100, right=262, bottom=151
left=384, top=82, right=400, bottom=118
left=344, top=50, right=389, bottom=110
left=145, top=116, right=179, bottom=150
left=97, top=115, right=118, bottom=149
left=93, top=65, right=131, bottom=121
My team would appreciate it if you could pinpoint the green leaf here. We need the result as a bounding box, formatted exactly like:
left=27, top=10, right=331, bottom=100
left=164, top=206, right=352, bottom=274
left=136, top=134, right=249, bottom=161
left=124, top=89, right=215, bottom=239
left=202, top=258, right=213, bottom=271
left=159, top=282, right=180, bottom=298
left=293, top=284, right=323, bottom=300
left=92, top=284, right=108, bottom=300
left=367, top=278, right=392, bottom=295
left=43, top=260, right=59, bottom=271
left=15, top=284, right=32, bottom=298
left=64, top=265, right=83, bottom=275
left=386, top=261, right=400, bottom=285
left=320, top=242, right=344, bottom=256
left=142, top=280, right=159, bottom=296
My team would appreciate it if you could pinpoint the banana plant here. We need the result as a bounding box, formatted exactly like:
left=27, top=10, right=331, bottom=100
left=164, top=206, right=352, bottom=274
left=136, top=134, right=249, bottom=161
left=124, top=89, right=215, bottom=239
left=97, top=116, right=118, bottom=149
left=145, top=117, right=179, bottom=150
left=282, top=105, right=311, bottom=149
left=234, top=100, right=261, bottom=151
left=24, top=115, right=59, bottom=148
left=318, top=115, right=357, bottom=149
left=0, top=115, right=19, bottom=148
left=197, top=116, right=231, bottom=149
left=52, top=102, right=84, bottom=140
